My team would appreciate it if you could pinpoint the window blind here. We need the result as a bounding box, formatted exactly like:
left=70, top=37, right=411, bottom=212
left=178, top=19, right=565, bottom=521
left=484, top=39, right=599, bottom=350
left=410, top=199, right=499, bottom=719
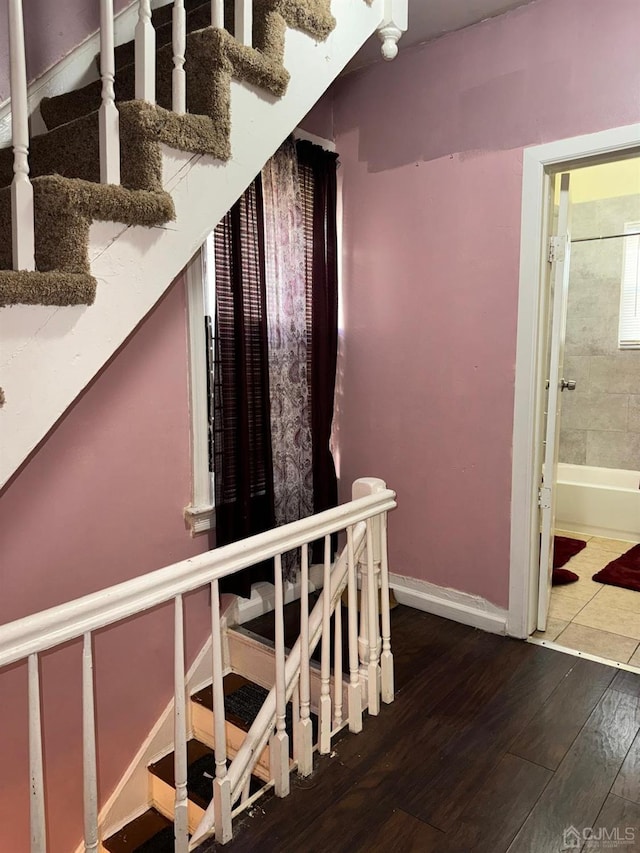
left=619, top=223, right=640, bottom=349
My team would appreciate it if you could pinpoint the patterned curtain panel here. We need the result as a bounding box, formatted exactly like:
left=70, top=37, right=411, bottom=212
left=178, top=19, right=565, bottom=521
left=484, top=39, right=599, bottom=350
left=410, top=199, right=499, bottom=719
left=212, top=139, right=339, bottom=593
left=262, top=140, right=314, bottom=558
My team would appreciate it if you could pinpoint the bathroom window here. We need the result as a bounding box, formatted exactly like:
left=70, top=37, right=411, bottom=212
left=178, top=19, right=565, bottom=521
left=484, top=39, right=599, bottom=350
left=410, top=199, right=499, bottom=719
left=619, top=222, right=640, bottom=349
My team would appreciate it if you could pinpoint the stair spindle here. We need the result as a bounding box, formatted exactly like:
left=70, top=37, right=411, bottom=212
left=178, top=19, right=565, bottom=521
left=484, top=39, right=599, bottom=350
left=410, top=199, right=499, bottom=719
left=366, top=519, right=380, bottom=716
left=297, top=544, right=313, bottom=776
left=234, top=0, right=252, bottom=46
left=135, top=0, right=156, bottom=102
left=319, top=535, right=332, bottom=753
left=8, top=0, right=35, bottom=271
left=28, top=654, right=46, bottom=853
left=333, top=588, right=343, bottom=729
left=270, top=554, right=290, bottom=797
left=346, top=525, right=362, bottom=733
left=172, top=0, right=187, bottom=114
left=99, top=0, right=121, bottom=183
left=379, top=514, right=394, bottom=704
left=210, top=579, right=232, bottom=843
left=211, top=0, right=224, bottom=28
left=82, top=634, right=99, bottom=853
left=173, top=595, right=188, bottom=853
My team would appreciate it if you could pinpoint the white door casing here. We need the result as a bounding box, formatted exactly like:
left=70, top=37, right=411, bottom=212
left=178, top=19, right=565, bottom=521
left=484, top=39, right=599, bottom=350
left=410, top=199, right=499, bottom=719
left=537, top=173, right=571, bottom=632
left=508, top=122, right=640, bottom=640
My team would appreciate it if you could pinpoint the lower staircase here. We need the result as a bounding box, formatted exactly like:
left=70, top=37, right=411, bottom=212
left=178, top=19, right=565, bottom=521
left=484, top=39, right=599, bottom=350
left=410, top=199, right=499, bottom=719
left=104, top=602, right=340, bottom=852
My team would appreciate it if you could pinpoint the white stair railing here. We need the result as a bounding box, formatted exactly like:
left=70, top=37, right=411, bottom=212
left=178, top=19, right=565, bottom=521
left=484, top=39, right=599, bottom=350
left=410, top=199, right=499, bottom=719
left=8, top=0, right=35, bottom=271
left=99, top=0, right=121, bottom=183
left=234, top=0, right=252, bottom=46
left=0, top=479, right=396, bottom=852
left=212, top=0, right=224, bottom=28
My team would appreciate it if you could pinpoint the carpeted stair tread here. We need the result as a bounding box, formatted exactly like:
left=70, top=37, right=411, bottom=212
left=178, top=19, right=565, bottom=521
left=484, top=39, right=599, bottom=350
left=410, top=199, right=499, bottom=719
left=40, top=0, right=334, bottom=131
left=1, top=0, right=337, bottom=317
left=103, top=808, right=173, bottom=853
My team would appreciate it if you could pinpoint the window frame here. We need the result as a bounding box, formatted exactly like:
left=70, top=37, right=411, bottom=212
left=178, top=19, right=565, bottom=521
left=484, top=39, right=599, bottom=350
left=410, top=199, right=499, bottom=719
left=619, top=221, right=640, bottom=350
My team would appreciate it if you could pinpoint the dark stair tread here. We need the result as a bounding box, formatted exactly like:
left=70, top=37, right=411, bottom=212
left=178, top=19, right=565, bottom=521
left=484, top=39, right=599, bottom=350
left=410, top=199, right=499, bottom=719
left=237, top=594, right=352, bottom=676
left=148, top=738, right=264, bottom=810
left=103, top=808, right=173, bottom=853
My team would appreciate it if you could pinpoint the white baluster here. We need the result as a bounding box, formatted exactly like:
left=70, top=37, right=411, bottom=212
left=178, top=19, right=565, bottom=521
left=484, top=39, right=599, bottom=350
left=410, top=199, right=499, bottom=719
left=210, top=580, right=232, bottom=843
left=346, top=525, right=362, bottom=733
left=297, top=545, right=313, bottom=776
left=8, top=0, right=35, bottom=270
left=174, top=595, right=188, bottom=853
left=366, top=520, right=380, bottom=716
left=82, top=634, right=99, bottom=853
left=379, top=514, right=394, bottom=704
left=333, top=584, right=343, bottom=729
left=319, top=536, right=332, bottom=754
left=28, top=654, right=46, bottom=853
left=172, top=0, right=187, bottom=114
left=270, top=555, right=290, bottom=797
left=99, top=0, right=121, bottom=184
left=234, top=0, right=252, bottom=46
left=135, top=0, right=156, bottom=102
left=211, top=0, right=224, bottom=28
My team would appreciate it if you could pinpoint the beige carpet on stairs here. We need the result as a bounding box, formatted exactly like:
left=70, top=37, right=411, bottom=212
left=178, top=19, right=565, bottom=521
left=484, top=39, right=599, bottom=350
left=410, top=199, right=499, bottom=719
left=0, top=0, right=342, bottom=406
left=0, top=0, right=338, bottom=306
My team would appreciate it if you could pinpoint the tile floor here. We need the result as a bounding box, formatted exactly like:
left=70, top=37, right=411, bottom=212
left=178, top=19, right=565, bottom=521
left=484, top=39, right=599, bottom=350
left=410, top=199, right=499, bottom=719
left=535, top=531, right=640, bottom=667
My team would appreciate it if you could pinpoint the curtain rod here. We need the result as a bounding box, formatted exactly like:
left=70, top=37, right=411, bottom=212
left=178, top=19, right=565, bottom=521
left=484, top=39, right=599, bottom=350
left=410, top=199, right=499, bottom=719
left=572, top=231, right=640, bottom=243
left=293, top=128, right=336, bottom=153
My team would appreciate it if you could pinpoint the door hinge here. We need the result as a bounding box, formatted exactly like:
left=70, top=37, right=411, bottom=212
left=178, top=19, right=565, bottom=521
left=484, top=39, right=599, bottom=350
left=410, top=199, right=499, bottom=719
left=548, top=236, right=565, bottom=263
left=538, top=486, right=552, bottom=509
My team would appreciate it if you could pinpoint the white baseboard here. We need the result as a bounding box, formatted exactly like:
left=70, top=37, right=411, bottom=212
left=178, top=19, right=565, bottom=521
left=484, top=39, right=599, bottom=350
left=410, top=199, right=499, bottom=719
left=390, top=573, right=508, bottom=635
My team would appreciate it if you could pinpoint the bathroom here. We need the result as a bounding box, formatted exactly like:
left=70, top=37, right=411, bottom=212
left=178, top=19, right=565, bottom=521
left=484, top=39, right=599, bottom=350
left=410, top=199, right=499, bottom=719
left=541, top=158, right=640, bottom=666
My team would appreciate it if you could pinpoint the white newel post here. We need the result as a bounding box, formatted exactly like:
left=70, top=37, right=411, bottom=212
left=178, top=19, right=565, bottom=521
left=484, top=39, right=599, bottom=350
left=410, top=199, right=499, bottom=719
left=8, top=0, right=35, bottom=270
left=135, top=0, right=156, bottom=102
left=346, top=524, right=362, bottom=733
left=353, top=478, right=386, bottom=712
left=377, top=0, right=408, bottom=61
left=270, top=555, right=290, bottom=797
left=210, top=579, right=232, bottom=843
left=99, top=0, right=121, bottom=184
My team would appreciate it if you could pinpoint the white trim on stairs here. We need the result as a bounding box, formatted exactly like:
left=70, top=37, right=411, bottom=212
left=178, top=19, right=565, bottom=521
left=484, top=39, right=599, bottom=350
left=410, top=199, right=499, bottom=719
left=389, top=573, right=508, bottom=635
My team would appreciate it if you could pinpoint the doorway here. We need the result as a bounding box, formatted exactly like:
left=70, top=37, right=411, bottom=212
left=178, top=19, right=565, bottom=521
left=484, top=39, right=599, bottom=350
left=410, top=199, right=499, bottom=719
left=508, top=124, right=640, bottom=665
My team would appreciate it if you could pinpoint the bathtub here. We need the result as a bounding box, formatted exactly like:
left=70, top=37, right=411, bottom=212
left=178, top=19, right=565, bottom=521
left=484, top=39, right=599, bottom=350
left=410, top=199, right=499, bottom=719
left=556, top=463, right=640, bottom=543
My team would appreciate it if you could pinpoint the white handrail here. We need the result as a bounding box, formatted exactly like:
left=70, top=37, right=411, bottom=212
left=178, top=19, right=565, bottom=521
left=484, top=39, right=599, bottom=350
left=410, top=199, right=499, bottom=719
left=8, top=0, right=35, bottom=271
left=0, top=490, right=396, bottom=670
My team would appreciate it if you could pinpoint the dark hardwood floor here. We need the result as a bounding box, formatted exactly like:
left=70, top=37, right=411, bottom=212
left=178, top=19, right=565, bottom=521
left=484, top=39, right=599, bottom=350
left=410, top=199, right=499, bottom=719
left=203, top=606, right=640, bottom=853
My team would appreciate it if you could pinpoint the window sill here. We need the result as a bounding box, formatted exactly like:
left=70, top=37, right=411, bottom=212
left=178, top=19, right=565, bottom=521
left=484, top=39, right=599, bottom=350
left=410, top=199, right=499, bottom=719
left=184, top=504, right=215, bottom=535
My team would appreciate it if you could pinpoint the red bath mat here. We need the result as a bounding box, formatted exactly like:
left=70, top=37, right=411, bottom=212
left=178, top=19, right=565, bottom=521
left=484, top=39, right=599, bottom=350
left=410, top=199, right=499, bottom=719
left=592, top=543, right=640, bottom=593
left=552, top=535, right=586, bottom=585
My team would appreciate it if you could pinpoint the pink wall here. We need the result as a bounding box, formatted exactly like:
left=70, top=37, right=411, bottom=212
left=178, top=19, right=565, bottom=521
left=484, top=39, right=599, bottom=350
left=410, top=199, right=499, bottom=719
left=0, top=0, right=131, bottom=103
left=0, top=275, right=211, bottom=852
left=332, top=0, right=640, bottom=608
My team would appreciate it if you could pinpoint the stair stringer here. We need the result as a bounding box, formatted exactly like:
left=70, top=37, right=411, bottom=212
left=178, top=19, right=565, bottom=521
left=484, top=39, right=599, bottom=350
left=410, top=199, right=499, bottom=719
left=0, top=0, right=383, bottom=488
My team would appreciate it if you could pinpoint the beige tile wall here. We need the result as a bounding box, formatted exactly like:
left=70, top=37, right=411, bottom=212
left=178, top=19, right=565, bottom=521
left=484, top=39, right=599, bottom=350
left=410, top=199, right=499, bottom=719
left=559, top=194, right=640, bottom=471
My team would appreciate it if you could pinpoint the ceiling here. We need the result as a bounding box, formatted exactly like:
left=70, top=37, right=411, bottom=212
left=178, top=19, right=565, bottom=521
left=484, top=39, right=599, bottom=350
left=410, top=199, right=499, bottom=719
left=348, top=0, right=534, bottom=72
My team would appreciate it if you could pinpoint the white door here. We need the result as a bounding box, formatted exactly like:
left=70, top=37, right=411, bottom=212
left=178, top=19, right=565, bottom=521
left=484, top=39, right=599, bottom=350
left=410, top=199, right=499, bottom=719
left=537, top=173, right=573, bottom=632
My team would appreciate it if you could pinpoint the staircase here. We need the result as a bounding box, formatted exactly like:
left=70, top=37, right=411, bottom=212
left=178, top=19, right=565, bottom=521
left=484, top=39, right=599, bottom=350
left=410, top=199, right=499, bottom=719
left=103, top=603, right=345, bottom=852
left=0, top=478, right=397, bottom=851
left=0, top=0, right=407, bottom=488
